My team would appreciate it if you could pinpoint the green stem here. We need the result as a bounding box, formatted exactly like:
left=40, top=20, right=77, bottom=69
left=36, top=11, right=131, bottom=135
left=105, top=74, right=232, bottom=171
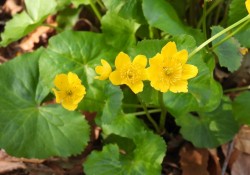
left=189, top=15, right=250, bottom=58
left=128, top=109, right=161, bottom=116
left=89, top=0, right=102, bottom=21
left=84, top=97, right=149, bottom=108
left=224, top=85, right=250, bottom=93
left=137, top=96, right=160, bottom=133
left=197, top=0, right=222, bottom=28
left=202, top=1, right=208, bottom=40
left=158, top=92, right=167, bottom=132
left=149, top=26, right=154, bottom=39
left=211, top=20, right=250, bottom=50
left=96, top=0, right=105, bottom=9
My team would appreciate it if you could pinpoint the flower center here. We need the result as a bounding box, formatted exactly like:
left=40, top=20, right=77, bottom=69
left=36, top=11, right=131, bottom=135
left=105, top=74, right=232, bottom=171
left=162, top=63, right=182, bottom=84
left=66, top=90, right=73, bottom=96
left=163, top=67, right=174, bottom=76
left=121, top=64, right=140, bottom=84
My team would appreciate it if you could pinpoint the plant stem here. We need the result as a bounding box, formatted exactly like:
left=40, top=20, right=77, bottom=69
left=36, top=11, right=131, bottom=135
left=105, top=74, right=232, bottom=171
left=221, top=140, right=235, bottom=175
left=96, top=0, right=105, bottom=10
left=89, top=0, right=102, bottom=21
left=224, top=85, right=250, bottom=93
left=189, top=15, right=250, bottom=58
left=202, top=0, right=208, bottom=40
left=197, top=0, right=222, bottom=28
left=158, top=92, right=167, bottom=132
left=128, top=109, right=161, bottom=116
left=211, top=20, right=250, bottom=50
left=137, top=96, right=160, bottom=133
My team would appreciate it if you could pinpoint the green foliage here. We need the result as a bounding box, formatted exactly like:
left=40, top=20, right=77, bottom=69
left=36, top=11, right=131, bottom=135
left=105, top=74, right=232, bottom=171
left=212, top=26, right=243, bottom=72
left=0, top=50, right=90, bottom=158
left=0, top=0, right=250, bottom=174
left=0, top=0, right=67, bottom=46
left=228, top=0, right=250, bottom=47
left=103, top=0, right=146, bottom=23
left=101, top=12, right=139, bottom=51
left=39, top=31, right=118, bottom=112
left=85, top=113, right=166, bottom=174
left=176, top=98, right=240, bottom=148
left=142, top=0, right=203, bottom=43
left=232, top=91, right=250, bottom=125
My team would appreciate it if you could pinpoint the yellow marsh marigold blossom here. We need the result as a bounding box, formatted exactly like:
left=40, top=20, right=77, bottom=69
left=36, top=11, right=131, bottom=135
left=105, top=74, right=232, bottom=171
left=147, top=41, right=198, bottom=93
left=95, top=59, right=112, bottom=80
left=246, top=0, right=250, bottom=14
left=52, top=72, right=86, bottom=111
left=109, top=52, right=148, bottom=94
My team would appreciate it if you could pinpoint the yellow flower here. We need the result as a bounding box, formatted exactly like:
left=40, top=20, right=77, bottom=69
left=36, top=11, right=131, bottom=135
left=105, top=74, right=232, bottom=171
left=109, top=52, right=148, bottom=94
left=147, top=42, right=198, bottom=93
left=246, top=0, right=250, bottom=14
left=95, top=59, right=112, bottom=80
left=52, top=72, right=86, bottom=111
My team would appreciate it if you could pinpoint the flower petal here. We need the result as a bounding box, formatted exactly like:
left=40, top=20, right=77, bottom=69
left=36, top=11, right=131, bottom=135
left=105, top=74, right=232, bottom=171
left=173, top=50, right=188, bottom=64
left=150, top=79, right=170, bottom=93
left=133, top=55, right=147, bottom=68
left=68, top=72, right=81, bottom=85
left=54, top=74, right=69, bottom=90
left=161, top=41, right=177, bottom=59
left=128, top=81, right=144, bottom=94
left=182, top=64, right=198, bottom=80
left=62, top=97, right=78, bottom=111
left=52, top=88, right=66, bottom=103
left=115, top=52, right=131, bottom=69
left=169, top=80, right=188, bottom=93
left=246, top=0, right=250, bottom=14
left=95, top=65, right=104, bottom=74
left=95, top=59, right=112, bottom=80
left=109, top=71, right=122, bottom=85
left=149, top=53, right=163, bottom=67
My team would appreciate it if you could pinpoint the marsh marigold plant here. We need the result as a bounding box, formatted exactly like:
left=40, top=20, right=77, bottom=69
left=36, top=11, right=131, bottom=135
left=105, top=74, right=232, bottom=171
left=52, top=72, right=86, bottom=111
left=147, top=42, right=198, bottom=93
left=109, top=52, right=148, bottom=94
left=246, top=0, right=250, bottom=14
left=95, top=59, right=112, bottom=80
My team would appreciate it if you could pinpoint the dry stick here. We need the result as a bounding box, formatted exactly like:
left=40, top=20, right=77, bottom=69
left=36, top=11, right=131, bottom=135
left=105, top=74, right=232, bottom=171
left=221, top=140, right=235, bottom=175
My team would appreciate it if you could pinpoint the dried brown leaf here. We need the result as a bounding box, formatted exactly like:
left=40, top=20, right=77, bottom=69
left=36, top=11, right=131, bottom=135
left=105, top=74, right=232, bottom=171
left=231, top=152, right=250, bottom=175
left=235, top=125, right=250, bottom=154
left=179, top=143, right=209, bottom=175
left=3, top=0, right=23, bottom=15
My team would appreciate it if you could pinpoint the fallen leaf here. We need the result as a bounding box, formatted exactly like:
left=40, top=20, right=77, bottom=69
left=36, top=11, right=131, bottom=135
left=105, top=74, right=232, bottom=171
left=231, top=152, right=250, bottom=175
left=3, top=0, right=23, bottom=15
left=235, top=125, right=250, bottom=154
left=19, top=26, right=53, bottom=51
left=0, top=149, right=26, bottom=174
left=19, top=15, right=56, bottom=51
left=207, top=149, right=222, bottom=175
left=179, top=143, right=209, bottom=175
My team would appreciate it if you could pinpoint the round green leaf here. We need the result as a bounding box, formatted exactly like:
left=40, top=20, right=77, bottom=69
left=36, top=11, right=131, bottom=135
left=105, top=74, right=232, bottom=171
left=142, top=0, right=203, bottom=44
left=232, top=91, right=250, bottom=125
left=176, top=99, right=239, bottom=148
left=0, top=51, right=90, bottom=158
left=0, top=0, right=59, bottom=46
left=101, top=12, right=139, bottom=52
left=84, top=131, right=166, bottom=175
left=39, top=31, right=118, bottom=112
left=212, top=26, right=242, bottom=72
left=100, top=84, right=124, bottom=124
left=103, top=0, right=146, bottom=23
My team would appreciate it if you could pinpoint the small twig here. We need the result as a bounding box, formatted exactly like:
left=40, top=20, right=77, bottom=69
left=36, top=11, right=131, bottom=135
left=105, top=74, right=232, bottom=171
left=221, top=140, right=235, bottom=175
